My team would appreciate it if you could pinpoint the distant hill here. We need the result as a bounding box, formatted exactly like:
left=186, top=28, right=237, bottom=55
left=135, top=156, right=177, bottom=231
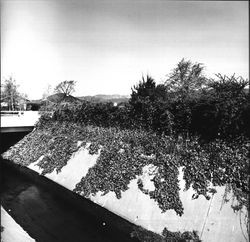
left=29, top=99, right=43, bottom=104
left=47, top=93, right=82, bottom=103
left=30, top=93, right=129, bottom=106
left=78, top=94, right=130, bottom=103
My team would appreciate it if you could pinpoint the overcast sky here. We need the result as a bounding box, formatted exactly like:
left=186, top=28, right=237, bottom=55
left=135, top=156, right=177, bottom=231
left=1, top=0, right=249, bottom=99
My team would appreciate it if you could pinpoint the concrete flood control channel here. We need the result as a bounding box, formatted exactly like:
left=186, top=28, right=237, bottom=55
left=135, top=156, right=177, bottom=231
left=1, top=158, right=141, bottom=242
left=2, top=129, right=248, bottom=242
left=1, top=133, right=140, bottom=242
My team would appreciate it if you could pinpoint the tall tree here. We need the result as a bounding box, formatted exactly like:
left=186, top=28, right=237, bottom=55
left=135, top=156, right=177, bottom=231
left=54, top=80, right=76, bottom=96
left=165, top=58, right=207, bottom=101
left=208, top=73, right=249, bottom=137
left=1, top=77, right=20, bottom=110
left=129, top=75, right=173, bottom=133
left=164, top=59, right=208, bottom=135
left=129, top=75, right=156, bottom=129
left=130, top=75, right=156, bottom=103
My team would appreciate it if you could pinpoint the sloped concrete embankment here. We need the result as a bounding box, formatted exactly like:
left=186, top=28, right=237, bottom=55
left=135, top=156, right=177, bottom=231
left=1, top=206, right=36, bottom=242
left=2, top=123, right=249, bottom=242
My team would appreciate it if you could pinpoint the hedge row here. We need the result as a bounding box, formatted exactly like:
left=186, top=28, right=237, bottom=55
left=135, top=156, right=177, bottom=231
left=43, top=92, right=250, bottom=141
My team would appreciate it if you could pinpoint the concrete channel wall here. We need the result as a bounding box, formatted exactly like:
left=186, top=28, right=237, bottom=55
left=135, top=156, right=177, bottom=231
left=3, top=143, right=248, bottom=242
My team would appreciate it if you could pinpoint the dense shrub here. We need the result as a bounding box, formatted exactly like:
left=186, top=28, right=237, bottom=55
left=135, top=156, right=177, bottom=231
left=52, top=101, right=132, bottom=128
left=238, top=99, right=250, bottom=137
left=130, top=76, right=173, bottom=134
left=50, top=100, right=173, bottom=135
left=189, top=96, right=219, bottom=140
left=168, top=74, right=249, bottom=139
left=39, top=71, right=249, bottom=140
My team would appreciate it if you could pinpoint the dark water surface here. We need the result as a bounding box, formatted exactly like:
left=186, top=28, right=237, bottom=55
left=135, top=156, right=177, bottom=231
left=1, top=133, right=139, bottom=242
left=1, top=131, right=29, bottom=153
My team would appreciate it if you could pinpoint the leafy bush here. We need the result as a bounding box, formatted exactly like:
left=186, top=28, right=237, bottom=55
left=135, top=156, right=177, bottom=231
left=50, top=99, right=173, bottom=135
left=38, top=70, right=249, bottom=140
left=189, top=74, right=249, bottom=139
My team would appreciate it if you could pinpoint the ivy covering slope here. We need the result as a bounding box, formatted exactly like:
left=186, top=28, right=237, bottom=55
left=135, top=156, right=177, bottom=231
left=131, top=226, right=201, bottom=242
left=3, top=115, right=249, bottom=218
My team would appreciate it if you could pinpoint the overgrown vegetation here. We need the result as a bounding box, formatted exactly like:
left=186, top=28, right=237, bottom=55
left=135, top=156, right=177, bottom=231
left=2, top=59, right=249, bottom=241
left=131, top=226, right=201, bottom=242
left=44, top=60, right=249, bottom=140
left=1, top=76, right=28, bottom=111
left=3, top=118, right=249, bottom=218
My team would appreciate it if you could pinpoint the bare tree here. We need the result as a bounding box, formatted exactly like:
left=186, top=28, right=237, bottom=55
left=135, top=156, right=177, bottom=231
left=54, top=80, right=76, bottom=96
left=1, top=76, right=19, bottom=110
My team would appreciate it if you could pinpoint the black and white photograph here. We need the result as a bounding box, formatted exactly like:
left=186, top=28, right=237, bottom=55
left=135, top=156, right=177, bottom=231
left=1, top=0, right=249, bottom=241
